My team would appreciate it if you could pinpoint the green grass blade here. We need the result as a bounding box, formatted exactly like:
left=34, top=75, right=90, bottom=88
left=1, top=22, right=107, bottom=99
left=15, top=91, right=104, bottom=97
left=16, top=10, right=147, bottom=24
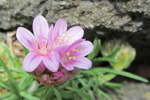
left=0, top=92, right=13, bottom=99
left=0, top=80, right=10, bottom=90
left=53, top=88, right=62, bottom=100
left=66, top=87, right=90, bottom=100
left=98, top=89, right=112, bottom=100
left=0, top=57, right=22, bottom=99
left=104, top=82, right=123, bottom=87
left=20, top=91, right=39, bottom=100
left=88, top=37, right=101, bottom=60
left=93, top=68, right=148, bottom=83
left=88, top=89, right=96, bottom=100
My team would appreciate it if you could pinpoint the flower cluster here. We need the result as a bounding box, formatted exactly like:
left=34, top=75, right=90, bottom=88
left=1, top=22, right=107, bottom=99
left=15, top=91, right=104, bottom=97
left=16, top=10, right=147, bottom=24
left=16, top=15, right=93, bottom=86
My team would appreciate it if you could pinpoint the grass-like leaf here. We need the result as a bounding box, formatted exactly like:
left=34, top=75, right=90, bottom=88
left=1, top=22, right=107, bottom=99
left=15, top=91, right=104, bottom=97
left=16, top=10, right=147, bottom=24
left=66, top=87, right=90, bottom=100
left=0, top=92, right=13, bottom=99
left=20, top=91, right=39, bottom=100
left=93, top=68, right=148, bottom=83
left=88, top=37, right=101, bottom=60
left=53, top=87, right=62, bottom=100
left=97, top=89, right=112, bottom=100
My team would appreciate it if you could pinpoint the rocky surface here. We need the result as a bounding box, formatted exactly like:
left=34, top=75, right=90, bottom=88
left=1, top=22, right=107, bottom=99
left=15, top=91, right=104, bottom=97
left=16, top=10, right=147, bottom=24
left=111, top=82, right=150, bottom=100
left=0, top=0, right=150, bottom=62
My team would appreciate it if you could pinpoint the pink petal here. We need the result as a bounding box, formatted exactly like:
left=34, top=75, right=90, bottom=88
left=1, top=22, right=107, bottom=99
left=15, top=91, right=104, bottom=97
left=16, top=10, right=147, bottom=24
left=66, top=39, right=85, bottom=51
left=61, top=61, right=74, bottom=71
left=55, top=39, right=84, bottom=57
left=16, top=27, right=35, bottom=50
left=33, top=15, right=49, bottom=39
left=22, top=52, right=43, bottom=72
left=74, top=41, right=94, bottom=57
left=55, top=45, right=69, bottom=56
left=73, top=57, right=92, bottom=69
left=43, top=53, right=60, bottom=72
left=65, top=26, right=84, bottom=44
left=53, top=19, right=67, bottom=36
left=48, top=24, right=54, bottom=43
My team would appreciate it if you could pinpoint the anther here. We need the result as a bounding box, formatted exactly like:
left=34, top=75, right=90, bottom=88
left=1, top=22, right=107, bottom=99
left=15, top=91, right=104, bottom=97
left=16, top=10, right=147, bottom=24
left=69, top=57, right=72, bottom=60
left=73, top=56, right=76, bottom=59
left=60, top=34, right=64, bottom=37
left=72, top=49, right=79, bottom=52
left=67, top=52, right=70, bottom=56
left=58, top=40, right=63, bottom=43
left=57, top=37, right=61, bottom=40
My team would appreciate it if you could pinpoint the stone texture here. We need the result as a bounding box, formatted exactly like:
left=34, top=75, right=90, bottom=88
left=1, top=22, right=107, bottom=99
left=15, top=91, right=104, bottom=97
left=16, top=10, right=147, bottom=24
left=111, top=82, right=150, bottom=100
left=0, top=0, right=150, bottom=62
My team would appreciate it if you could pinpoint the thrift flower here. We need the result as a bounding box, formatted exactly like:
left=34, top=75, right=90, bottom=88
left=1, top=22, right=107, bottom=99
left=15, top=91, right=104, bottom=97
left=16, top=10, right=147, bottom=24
left=17, top=15, right=94, bottom=86
left=16, top=15, right=60, bottom=72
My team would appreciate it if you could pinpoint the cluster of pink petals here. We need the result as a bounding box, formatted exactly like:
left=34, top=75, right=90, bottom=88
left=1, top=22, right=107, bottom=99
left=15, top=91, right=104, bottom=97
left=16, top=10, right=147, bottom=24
left=16, top=15, right=93, bottom=85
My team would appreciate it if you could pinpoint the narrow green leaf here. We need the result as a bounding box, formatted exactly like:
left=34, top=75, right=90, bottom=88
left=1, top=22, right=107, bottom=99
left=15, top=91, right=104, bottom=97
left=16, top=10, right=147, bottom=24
left=98, top=89, right=112, bottom=100
left=34, top=86, right=47, bottom=93
left=93, top=68, right=148, bottom=83
left=66, top=87, right=90, bottom=100
left=41, top=87, right=53, bottom=100
left=104, top=82, right=123, bottom=87
left=60, top=90, right=73, bottom=99
left=88, top=37, right=101, bottom=60
left=53, top=88, right=62, bottom=100
left=0, top=92, right=13, bottom=99
left=58, top=81, right=70, bottom=90
left=88, top=89, right=96, bottom=100
left=80, top=70, right=99, bottom=91
left=73, top=94, right=80, bottom=100
left=0, top=80, right=10, bottom=90
left=20, top=91, right=39, bottom=100
left=79, top=79, right=93, bottom=91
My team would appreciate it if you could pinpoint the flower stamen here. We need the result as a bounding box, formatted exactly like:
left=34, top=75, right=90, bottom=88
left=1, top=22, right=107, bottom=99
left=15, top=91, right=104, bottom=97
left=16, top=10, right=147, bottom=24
left=57, top=37, right=61, bottom=40
left=72, top=49, right=79, bottom=52
left=69, top=57, right=72, bottom=60
left=72, top=56, right=76, bottom=59
left=67, top=52, right=70, bottom=56
left=61, top=34, right=64, bottom=37
left=58, top=40, right=63, bottom=43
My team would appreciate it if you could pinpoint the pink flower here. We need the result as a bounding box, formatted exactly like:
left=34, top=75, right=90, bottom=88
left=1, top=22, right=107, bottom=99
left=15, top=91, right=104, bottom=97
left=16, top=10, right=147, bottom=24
left=49, top=19, right=84, bottom=48
left=16, top=15, right=60, bottom=72
left=17, top=14, right=94, bottom=86
left=56, top=39, right=94, bottom=71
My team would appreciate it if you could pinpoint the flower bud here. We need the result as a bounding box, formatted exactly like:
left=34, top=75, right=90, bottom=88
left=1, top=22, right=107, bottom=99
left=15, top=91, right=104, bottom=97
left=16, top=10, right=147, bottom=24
left=101, top=39, right=136, bottom=70
left=34, top=65, right=80, bottom=86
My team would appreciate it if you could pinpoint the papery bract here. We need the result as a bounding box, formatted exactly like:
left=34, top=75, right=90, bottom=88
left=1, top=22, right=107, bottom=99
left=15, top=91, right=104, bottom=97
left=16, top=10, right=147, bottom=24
left=37, top=67, right=80, bottom=86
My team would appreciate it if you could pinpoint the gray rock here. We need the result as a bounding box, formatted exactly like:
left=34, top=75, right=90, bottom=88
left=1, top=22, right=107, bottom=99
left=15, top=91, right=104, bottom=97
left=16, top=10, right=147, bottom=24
left=111, top=82, right=150, bottom=100
left=0, top=0, right=150, bottom=63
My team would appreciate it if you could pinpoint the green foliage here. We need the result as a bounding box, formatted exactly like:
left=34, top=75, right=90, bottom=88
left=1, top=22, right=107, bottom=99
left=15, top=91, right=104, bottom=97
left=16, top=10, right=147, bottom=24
left=0, top=38, right=148, bottom=100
